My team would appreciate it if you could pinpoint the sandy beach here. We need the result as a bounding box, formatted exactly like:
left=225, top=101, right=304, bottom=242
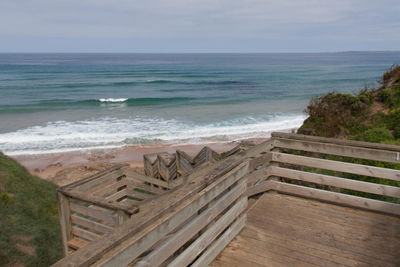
left=11, top=140, right=265, bottom=186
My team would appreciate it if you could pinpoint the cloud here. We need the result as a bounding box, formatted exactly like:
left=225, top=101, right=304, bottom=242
left=0, top=0, right=399, bottom=51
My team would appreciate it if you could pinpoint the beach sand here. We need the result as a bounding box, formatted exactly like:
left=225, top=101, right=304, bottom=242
left=11, top=140, right=266, bottom=186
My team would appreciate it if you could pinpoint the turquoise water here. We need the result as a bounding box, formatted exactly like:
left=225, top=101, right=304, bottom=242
left=0, top=52, right=399, bottom=155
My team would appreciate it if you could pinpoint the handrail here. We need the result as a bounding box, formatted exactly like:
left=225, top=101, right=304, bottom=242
left=271, top=132, right=400, bottom=152
left=54, top=134, right=400, bottom=266
left=52, top=139, right=276, bottom=266
left=247, top=150, right=400, bottom=216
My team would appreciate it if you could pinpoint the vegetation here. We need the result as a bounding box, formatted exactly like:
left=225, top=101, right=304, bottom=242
left=298, top=64, right=400, bottom=144
left=296, top=65, right=400, bottom=202
left=0, top=152, right=62, bottom=266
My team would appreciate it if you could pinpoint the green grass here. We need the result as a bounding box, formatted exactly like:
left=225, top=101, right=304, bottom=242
left=0, top=152, right=62, bottom=266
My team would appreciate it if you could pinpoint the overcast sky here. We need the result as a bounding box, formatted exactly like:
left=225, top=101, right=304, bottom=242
left=1, top=0, right=399, bottom=53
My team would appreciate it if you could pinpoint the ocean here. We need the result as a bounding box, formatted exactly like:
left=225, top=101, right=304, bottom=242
left=1, top=52, right=399, bottom=155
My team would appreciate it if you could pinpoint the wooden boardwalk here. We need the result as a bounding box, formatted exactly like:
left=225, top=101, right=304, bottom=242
left=53, top=133, right=400, bottom=266
left=211, top=192, right=400, bottom=267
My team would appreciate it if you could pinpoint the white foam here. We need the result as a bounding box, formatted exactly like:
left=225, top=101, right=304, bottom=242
left=0, top=114, right=307, bottom=155
left=98, top=98, right=128, bottom=103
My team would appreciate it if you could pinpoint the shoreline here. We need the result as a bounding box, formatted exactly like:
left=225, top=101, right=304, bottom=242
left=11, top=138, right=268, bottom=186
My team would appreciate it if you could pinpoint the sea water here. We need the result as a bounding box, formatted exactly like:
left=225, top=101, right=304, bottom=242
left=0, top=52, right=399, bottom=155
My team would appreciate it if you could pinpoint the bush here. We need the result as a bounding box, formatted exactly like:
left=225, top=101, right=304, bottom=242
left=298, top=92, right=371, bottom=137
left=359, top=127, right=394, bottom=143
left=379, top=64, right=400, bottom=88
left=378, top=85, right=400, bottom=108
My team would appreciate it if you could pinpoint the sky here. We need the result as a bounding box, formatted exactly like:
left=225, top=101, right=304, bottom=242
left=1, top=0, right=399, bottom=53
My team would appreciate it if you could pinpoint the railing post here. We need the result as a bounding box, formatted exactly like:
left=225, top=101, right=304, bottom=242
left=57, top=191, right=71, bottom=256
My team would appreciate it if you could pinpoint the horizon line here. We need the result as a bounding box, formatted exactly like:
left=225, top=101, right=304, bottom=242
left=1, top=50, right=400, bottom=54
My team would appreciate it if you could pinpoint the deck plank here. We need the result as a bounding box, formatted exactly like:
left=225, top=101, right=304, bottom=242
left=210, top=192, right=400, bottom=267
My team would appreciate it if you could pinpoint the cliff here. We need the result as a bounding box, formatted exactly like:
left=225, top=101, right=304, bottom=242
left=298, top=65, right=400, bottom=144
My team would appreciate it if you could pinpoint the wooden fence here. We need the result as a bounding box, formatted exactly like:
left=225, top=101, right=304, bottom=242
left=53, top=156, right=255, bottom=266
left=143, top=143, right=253, bottom=186
left=57, top=165, right=170, bottom=255
left=247, top=132, right=400, bottom=216
left=54, top=133, right=400, bottom=266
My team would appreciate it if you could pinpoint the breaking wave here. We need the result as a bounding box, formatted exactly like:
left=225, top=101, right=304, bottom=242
left=0, top=114, right=307, bottom=155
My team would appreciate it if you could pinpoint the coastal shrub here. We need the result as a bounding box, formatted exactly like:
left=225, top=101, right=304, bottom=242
left=296, top=65, right=400, bottom=203
left=378, top=86, right=400, bottom=108
left=356, top=127, right=394, bottom=143
left=298, top=92, right=371, bottom=137
left=379, top=64, right=400, bottom=88
left=376, top=109, right=400, bottom=140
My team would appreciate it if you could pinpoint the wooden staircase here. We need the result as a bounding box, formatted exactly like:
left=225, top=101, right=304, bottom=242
left=53, top=133, right=400, bottom=266
left=143, top=142, right=255, bottom=187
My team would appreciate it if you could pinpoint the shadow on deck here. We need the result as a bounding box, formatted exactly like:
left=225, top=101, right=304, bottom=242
left=212, top=192, right=400, bottom=267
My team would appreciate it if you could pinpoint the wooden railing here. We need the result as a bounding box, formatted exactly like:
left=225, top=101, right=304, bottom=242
left=57, top=166, right=171, bottom=255
left=143, top=143, right=253, bottom=186
left=52, top=139, right=276, bottom=266
left=247, top=132, right=400, bottom=216
left=54, top=133, right=400, bottom=266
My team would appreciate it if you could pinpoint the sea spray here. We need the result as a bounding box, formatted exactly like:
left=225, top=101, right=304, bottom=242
left=0, top=114, right=306, bottom=155
left=99, top=98, right=128, bottom=102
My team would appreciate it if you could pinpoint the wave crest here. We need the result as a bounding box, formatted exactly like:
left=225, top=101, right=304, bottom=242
left=98, top=98, right=128, bottom=103
left=0, top=114, right=307, bottom=155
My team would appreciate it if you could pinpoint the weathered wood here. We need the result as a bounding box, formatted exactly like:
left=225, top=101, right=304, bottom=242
left=191, top=213, right=246, bottom=267
left=257, top=193, right=400, bottom=263
left=54, top=134, right=400, bottom=266
left=92, top=180, right=127, bottom=197
left=62, top=188, right=137, bottom=215
left=68, top=238, right=89, bottom=251
left=169, top=197, right=247, bottom=267
left=72, top=226, right=101, bottom=242
left=52, top=160, right=249, bottom=266
left=247, top=180, right=274, bottom=197
left=63, top=167, right=125, bottom=193
left=60, top=164, right=126, bottom=190
left=143, top=153, right=164, bottom=178
left=57, top=192, right=71, bottom=256
left=71, top=214, right=113, bottom=234
left=157, top=153, right=176, bottom=181
left=51, top=139, right=283, bottom=266
left=123, top=168, right=170, bottom=188
left=271, top=152, right=400, bottom=181
left=122, top=179, right=165, bottom=195
left=270, top=180, right=400, bottom=216
left=126, top=189, right=155, bottom=201
left=70, top=202, right=119, bottom=225
left=271, top=132, right=400, bottom=152
left=105, top=189, right=127, bottom=203
left=86, top=176, right=124, bottom=195
left=135, top=181, right=247, bottom=266
left=248, top=153, right=272, bottom=173
left=274, top=138, right=400, bottom=164
left=270, top=166, right=400, bottom=198
left=213, top=192, right=400, bottom=267
left=93, top=162, right=249, bottom=267
left=176, top=150, right=194, bottom=176
left=221, top=144, right=242, bottom=158
left=246, top=168, right=270, bottom=187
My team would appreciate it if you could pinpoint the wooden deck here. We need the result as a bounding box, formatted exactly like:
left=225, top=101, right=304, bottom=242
left=53, top=133, right=400, bottom=266
left=211, top=192, right=400, bottom=267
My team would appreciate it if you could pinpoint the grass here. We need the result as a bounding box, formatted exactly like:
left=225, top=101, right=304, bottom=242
left=0, top=152, right=62, bottom=266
